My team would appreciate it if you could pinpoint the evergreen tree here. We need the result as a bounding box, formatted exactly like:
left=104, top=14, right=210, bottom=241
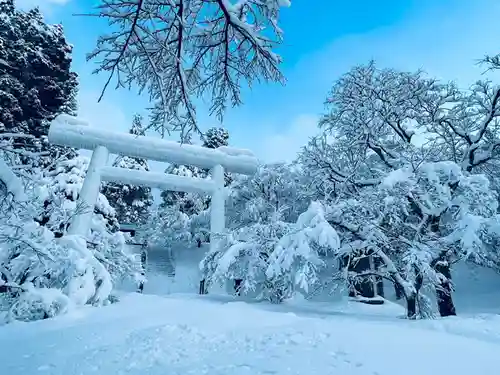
left=202, top=126, right=232, bottom=186
left=101, top=115, right=154, bottom=225
left=202, top=127, right=229, bottom=149
left=0, top=0, right=78, bottom=160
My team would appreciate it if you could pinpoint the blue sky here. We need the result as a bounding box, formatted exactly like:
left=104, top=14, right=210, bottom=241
left=16, top=0, right=500, bottom=163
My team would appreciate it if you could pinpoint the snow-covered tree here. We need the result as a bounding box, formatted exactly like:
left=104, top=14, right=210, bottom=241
left=159, top=164, right=207, bottom=216
left=40, top=157, right=119, bottom=235
left=202, top=127, right=229, bottom=149
left=0, top=0, right=78, bottom=158
left=227, top=162, right=309, bottom=228
left=0, top=162, right=70, bottom=322
left=198, top=162, right=312, bottom=295
left=160, top=126, right=231, bottom=216
left=37, top=157, right=142, bottom=297
left=141, top=205, right=192, bottom=248
left=159, top=126, right=233, bottom=247
left=0, top=155, right=142, bottom=323
left=202, top=126, right=233, bottom=186
left=298, top=62, right=500, bottom=318
left=303, top=62, right=500, bottom=191
left=201, top=201, right=340, bottom=302
left=300, top=62, right=451, bottom=193
left=102, top=115, right=154, bottom=225
left=87, top=0, right=290, bottom=139
left=325, top=162, right=500, bottom=318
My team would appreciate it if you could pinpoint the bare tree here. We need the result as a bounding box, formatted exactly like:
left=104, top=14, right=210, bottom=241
left=86, top=0, right=290, bottom=140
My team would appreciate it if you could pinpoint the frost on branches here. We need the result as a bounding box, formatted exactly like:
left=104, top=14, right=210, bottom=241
left=102, top=115, right=153, bottom=225
left=201, top=199, right=339, bottom=303
left=86, top=0, right=290, bottom=139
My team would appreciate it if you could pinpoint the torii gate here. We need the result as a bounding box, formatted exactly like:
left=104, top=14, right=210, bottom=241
left=48, top=115, right=259, bottom=292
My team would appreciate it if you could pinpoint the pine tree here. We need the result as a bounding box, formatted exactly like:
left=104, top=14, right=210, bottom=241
left=0, top=0, right=78, bottom=160
left=101, top=115, right=154, bottom=225
left=202, top=127, right=229, bottom=149
left=129, top=113, right=145, bottom=136
left=58, top=75, right=79, bottom=117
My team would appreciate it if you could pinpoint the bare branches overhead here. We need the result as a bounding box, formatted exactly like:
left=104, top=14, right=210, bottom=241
left=86, top=0, right=289, bottom=140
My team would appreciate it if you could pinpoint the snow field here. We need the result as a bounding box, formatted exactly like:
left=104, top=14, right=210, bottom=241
left=1, top=293, right=499, bottom=375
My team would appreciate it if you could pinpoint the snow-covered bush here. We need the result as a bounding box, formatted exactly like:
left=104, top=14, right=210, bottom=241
left=201, top=202, right=340, bottom=302
left=0, top=165, right=72, bottom=322
left=0, top=155, right=142, bottom=323
left=7, top=284, right=71, bottom=322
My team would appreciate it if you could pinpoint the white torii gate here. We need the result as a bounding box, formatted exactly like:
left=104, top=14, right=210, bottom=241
left=48, top=115, right=259, bottom=291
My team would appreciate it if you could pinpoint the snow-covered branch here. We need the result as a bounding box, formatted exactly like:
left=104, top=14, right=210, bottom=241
left=86, top=0, right=289, bottom=140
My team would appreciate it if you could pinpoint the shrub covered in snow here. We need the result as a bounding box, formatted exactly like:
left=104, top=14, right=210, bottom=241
left=201, top=202, right=340, bottom=302
left=0, top=155, right=142, bottom=323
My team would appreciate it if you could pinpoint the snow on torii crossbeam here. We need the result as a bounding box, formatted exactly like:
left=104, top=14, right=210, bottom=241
left=48, top=114, right=259, bottom=250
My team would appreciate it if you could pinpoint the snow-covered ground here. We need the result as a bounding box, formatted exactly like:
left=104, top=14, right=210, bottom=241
left=1, top=293, right=500, bottom=375
left=2, top=245, right=500, bottom=375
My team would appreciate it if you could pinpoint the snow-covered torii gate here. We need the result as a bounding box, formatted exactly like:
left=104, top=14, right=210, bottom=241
left=48, top=115, right=259, bottom=282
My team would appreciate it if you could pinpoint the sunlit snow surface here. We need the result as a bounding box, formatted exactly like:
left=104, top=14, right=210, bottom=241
left=1, top=246, right=499, bottom=375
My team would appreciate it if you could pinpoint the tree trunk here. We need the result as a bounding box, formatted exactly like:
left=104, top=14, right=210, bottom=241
left=391, top=276, right=417, bottom=319
left=234, top=279, right=243, bottom=296
left=199, top=279, right=208, bottom=294
left=406, top=291, right=417, bottom=319
left=376, top=277, right=384, bottom=298
left=394, top=283, right=404, bottom=300
left=431, top=255, right=457, bottom=317
left=436, top=281, right=456, bottom=317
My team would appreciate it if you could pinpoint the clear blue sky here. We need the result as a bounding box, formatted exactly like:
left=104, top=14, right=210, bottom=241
left=17, top=0, right=500, bottom=162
